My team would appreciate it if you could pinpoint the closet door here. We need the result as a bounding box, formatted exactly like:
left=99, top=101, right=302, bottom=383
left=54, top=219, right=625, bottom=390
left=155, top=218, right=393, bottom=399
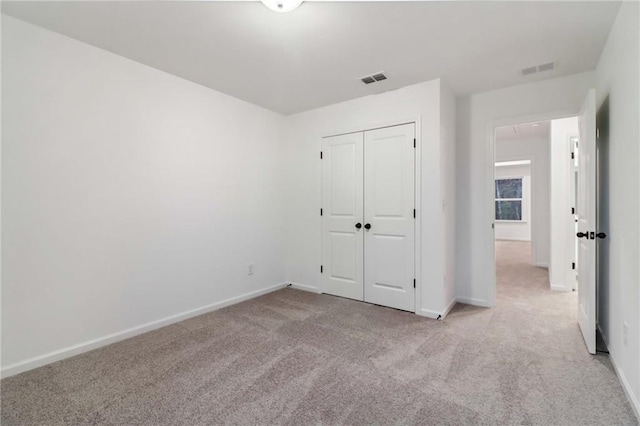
left=321, top=132, right=364, bottom=301
left=363, top=124, right=415, bottom=311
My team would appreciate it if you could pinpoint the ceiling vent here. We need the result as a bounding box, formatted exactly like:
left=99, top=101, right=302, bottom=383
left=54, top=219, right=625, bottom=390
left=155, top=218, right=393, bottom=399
left=537, top=62, right=555, bottom=72
left=520, top=62, right=555, bottom=76
left=361, top=72, right=388, bottom=85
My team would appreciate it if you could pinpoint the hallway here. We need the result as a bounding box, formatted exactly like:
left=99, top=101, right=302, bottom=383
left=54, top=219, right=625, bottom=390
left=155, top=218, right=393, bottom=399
left=482, top=239, right=638, bottom=424
left=495, top=240, right=567, bottom=307
left=493, top=240, right=581, bottom=352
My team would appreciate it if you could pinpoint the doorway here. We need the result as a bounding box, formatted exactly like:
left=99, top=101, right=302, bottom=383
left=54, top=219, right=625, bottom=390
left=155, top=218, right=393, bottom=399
left=492, top=116, right=582, bottom=296
left=493, top=120, right=552, bottom=303
left=488, top=92, right=597, bottom=355
left=320, top=123, right=416, bottom=312
left=492, top=115, right=581, bottom=297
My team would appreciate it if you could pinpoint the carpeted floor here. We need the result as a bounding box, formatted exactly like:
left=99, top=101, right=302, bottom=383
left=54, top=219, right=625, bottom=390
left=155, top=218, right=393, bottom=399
left=1, top=241, right=637, bottom=425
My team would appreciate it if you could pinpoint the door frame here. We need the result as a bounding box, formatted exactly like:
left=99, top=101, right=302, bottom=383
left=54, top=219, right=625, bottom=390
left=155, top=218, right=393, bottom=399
left=319, top=116, right=422, bottom=314
left=486, top=109, right=578, bottom=307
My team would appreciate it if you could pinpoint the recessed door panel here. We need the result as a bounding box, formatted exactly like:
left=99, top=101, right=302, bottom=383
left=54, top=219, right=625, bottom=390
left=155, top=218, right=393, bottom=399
left=370, top=234, right=406, bottom=287
left=322, top=132, right=364, bottom=301
left=330, top=232, right=357, bottom=281
left=363, top=124, right=415, bottom=311
left=330, top=143, right=357, bottom=216
left=372, top=140, right=404, bottom=217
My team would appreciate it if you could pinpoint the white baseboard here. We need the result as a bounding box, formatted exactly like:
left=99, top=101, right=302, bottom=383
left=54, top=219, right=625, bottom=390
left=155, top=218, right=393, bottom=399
left=550, top=283, right=572, bottom=292
left=607, top=347, right=640, bottom=421
left=1, top=282, right=289, bottom=379
left=288, top=282, right=321, bottom=294
left=533, top=262, right=549, bottom=268
left=418, top=309, right=442, bottom=319
left=418, top=298, right=457, bottom=320
left=441, top=298, right=457, bottom=319
left=455, top=296, right=492, bottom=308
left=287, top=281, right=486, bottom=322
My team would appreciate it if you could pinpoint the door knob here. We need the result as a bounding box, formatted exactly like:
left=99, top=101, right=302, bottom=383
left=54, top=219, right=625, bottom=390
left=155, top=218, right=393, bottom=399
left=576, top=232, right=589, bottom=238
left=364, top=223, right=371, bottom=230
left=596, top=232, right=607, bottom=239
left=355, top=223, right=362, bottom=229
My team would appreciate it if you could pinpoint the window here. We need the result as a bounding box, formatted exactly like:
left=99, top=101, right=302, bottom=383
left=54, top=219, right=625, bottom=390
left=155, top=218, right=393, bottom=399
left=495, top=178, right=523, bottom=221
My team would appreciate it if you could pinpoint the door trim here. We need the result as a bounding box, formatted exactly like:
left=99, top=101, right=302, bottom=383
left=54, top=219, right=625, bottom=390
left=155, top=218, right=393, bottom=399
left=319, top=116, right=421, bottom=315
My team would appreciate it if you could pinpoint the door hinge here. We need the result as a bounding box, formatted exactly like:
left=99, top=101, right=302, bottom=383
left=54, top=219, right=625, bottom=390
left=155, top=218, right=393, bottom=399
left=320, top=265, right=323, bottom=273
left=320, top=208, right=323, bottom=216
left=571, top=207, right=575, bottom=215
left=413, top=138, right=416, bottom=148
left=320, top=151, right=323, bottom=159
left=413, top=209, right=416, bottom=219
left=413, top=279, right=416, bottom=288
left=572, top=262, right=576, bottom=270
left=571, top=152, right=575, bottom=160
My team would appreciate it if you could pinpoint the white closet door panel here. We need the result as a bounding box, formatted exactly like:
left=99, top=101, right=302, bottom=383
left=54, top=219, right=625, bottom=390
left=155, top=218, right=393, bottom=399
left=363, top=124, right=415, bottom=311
left=322, top=132, right=364, bottom=301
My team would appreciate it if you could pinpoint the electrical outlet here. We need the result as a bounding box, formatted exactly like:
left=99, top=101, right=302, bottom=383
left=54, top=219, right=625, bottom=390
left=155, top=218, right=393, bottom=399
left=248, top=264, right=254, bottom=275
left=623, top=322, right=628, bottom=346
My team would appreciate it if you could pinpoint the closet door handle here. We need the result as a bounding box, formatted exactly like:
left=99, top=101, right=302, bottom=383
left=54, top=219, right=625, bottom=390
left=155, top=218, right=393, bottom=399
left=364, top=223, right=371, bottom=230
left=355, top=223, right=362, bottom=229
left=576, top=232, right=589, bottom=239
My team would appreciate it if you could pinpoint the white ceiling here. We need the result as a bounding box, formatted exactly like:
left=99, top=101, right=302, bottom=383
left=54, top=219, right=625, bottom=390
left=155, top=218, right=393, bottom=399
left=2, top=1, right=621, bottom=115
left=495, top=120, right=551, bottom=141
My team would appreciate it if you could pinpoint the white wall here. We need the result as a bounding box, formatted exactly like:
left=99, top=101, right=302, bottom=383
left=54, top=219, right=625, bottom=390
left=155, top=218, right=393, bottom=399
left=495, top=135, right=550, bottom=266
left=440, top=82, right=457, bottom=313
left=284, top=78, right=456, bottom=318
left=442, top=81, right=457, bottom=313
left=549, top=117, right=579, bottom=292
left=1, top=16, right=288, bottom=375
left=594, top=1, right=640, bottom=416
left=494, top=163, right=531, bottom=242
left=455, top=71, right=595, bottom=307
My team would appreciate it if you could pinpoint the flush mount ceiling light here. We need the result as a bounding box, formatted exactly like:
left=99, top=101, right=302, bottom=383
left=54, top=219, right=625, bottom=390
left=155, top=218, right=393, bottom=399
left=261, top=0, right=303, bottom=13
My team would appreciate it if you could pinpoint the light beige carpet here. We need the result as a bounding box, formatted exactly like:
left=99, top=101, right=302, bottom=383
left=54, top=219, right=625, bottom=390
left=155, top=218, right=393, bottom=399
left=1, top=241, right=637, bottom=425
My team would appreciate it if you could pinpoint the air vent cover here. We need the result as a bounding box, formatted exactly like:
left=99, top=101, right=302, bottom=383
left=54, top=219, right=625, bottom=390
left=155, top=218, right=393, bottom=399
left=360, top=72, right=388, bottom=85
left=537, top=62, right=555, bottom=72
left=521, top=61, right=556, bottom=76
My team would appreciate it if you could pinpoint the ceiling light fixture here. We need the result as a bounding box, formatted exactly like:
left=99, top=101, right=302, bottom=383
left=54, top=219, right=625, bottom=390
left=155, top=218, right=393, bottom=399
left=261, top=0, right=303, bottom=13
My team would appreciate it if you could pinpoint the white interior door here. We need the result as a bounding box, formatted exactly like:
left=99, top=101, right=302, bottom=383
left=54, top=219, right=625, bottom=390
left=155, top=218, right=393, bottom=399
left=321, top=132, right=364, bottom=301
left=577, top=89, right=597, bottom=354
left=363, top=124, right=415, bottom=311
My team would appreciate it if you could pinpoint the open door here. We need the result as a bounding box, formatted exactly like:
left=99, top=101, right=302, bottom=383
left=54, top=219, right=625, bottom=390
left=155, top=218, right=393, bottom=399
left=577, top=89, right=597, bottom=354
